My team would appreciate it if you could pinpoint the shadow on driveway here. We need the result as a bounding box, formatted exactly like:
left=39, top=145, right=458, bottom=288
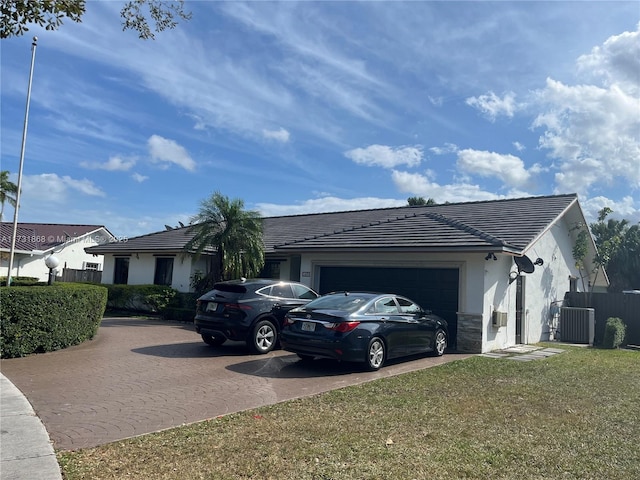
left=132, top=341, right=254, bottom=358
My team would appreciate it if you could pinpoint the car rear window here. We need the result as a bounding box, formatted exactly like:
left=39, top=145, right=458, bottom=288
left=212, top=283, right=248, bottom=294
left=306, top=294, right=372, bottom=313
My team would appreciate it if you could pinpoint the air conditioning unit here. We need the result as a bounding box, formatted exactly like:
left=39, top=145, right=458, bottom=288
left=559, top=307, right=595, bottom=344
left=492, top=311, right=508, bottom=327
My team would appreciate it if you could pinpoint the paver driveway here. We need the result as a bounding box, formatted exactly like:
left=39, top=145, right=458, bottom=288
left=0, top=317, right=470, bottom=451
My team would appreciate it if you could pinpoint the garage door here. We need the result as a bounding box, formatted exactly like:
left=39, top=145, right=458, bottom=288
left=319, top=266, right=459, bottom=348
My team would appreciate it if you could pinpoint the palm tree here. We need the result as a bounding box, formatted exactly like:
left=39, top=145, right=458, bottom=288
left=185, top=191, right=264, bottom=283
left=0, top=170, right=18, bottom=221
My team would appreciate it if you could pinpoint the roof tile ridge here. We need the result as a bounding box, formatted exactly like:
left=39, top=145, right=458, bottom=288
left=277, top=213, right=419, bottom=246
left=423, top=211, right=513, bottom=247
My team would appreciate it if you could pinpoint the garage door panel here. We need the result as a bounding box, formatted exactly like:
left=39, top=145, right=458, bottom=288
left=319, top=266, right=459, bottom=348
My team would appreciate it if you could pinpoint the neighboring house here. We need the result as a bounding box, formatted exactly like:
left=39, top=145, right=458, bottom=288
left=85, top=194, right=607, bottom=353
left=1, top=223, right=115, bottom=282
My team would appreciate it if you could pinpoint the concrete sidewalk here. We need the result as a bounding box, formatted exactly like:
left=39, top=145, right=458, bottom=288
left=0, top=373, right=62, bottom=480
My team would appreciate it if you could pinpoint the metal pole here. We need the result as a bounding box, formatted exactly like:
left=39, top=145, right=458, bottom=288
left=7, top=36, right=38, bottom=287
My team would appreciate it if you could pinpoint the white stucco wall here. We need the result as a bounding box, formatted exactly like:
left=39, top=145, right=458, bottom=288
left=2, top=231, right=108, bottom=282
left=480, top=254, right=514, bottom=352
left=519, top=218, right=587, bottom=344
left=480, top=216, right=588, bottom=352
left=101, top=253, right=209, bottom=292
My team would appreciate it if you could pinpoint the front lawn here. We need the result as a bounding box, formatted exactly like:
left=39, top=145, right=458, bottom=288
left=58, top=345, right=639, bottom=479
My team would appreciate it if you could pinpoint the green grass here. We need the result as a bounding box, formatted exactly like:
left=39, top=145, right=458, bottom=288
left=58, top=345, right=640, bottom=479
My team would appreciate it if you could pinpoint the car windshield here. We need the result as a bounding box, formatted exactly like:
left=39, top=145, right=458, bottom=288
left=306, top=294, right=373, bottom=313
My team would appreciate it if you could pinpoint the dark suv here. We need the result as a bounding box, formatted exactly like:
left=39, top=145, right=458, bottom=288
left=194, top=279, right=320, bottom=353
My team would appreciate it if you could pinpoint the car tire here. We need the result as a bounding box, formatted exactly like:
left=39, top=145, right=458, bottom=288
left=297, top=354, right=314, bottom=362
left=365, top=337, right=385, bottom=371
left=430, top=329, right=447, bottom=356
left=201, top=333, right=225, bottom=347
left=249, top=320, right=277, bottom=354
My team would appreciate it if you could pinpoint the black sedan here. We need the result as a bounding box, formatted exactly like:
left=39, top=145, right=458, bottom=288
left=280, top=292, right=448, bottom=371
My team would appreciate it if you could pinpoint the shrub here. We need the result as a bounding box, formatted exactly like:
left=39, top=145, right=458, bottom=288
left=602, top=317, right=626, bottom=349
left=0, top=283, right=107, bottom=358
left=0, top=276, right=42, bottom=286
left=104, top=284, right=175, bottom=313
left=162, top=292, right=198, bottom=322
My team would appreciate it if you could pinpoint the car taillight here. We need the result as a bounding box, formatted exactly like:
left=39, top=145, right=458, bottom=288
left=224, top=303, right=253, bottom=311
left=328, top=321, right=360, bottom=333
left=284, top=316, right=295, bottom=326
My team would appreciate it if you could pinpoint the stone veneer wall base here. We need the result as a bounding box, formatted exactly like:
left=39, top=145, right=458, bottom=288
left=456, top=312, right=483, bottom=353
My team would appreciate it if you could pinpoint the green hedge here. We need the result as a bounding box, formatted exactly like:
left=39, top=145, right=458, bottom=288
left=104, top=284, right=175, bottom=312
left=0, top=283, right=107, bottom=358
left=104, top=285, right=197, bottom=322
left=0, top=276, right=43, bottom=286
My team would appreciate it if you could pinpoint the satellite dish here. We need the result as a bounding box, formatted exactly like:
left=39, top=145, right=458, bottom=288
left=514, top=255, right=535, bottom=274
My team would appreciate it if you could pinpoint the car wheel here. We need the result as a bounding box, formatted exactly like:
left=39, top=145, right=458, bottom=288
left=430, top=329, right=447, bottom=356
left=297, top=354, right=314, bottom=362
left=365, top=337, right=385, bottom=371
left=249, top=320, right=277, bottom=354
left=201, top=333, right=225, bottom=347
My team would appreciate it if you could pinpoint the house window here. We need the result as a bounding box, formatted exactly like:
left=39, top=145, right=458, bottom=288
left=260, top=261, right=281, bottom=279
left=154, top=258, right=174, bottom=286
left=84, top=262, right=100, bottom=271
left=114, top=257, right=129, bottom=284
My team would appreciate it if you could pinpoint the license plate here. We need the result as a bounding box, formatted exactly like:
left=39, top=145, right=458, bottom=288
left=205, top=302, right=218, bottom=312
left=301, top=321, right=315, bottom=332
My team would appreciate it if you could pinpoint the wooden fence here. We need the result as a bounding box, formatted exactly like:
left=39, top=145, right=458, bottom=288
left=60, top=268, right=102, bottom=284
left=564, top=292, right=640, bottom=346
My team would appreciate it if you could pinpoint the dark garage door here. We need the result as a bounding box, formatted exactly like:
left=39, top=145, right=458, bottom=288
left=319, top=266, right=459, bottom=348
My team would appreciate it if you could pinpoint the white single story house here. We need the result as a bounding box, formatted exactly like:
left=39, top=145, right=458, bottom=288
left=85, top=194, right=607, bottom=353
left=1, top=222, right=114, bottom=282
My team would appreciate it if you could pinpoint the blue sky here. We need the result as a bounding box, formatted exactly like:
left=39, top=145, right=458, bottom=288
left=1, top=1, right=639, bottom=238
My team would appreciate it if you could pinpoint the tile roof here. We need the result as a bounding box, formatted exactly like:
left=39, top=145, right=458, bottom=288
left=95, top=225, right=206, bottom=254
left=265, top=194, right=578, bottom=253
left=86, top=194, right=579, bottom=255
left=0, top=223, right=109, bottom=253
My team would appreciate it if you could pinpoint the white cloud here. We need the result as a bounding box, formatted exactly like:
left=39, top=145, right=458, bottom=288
left=456, top=149, right=534, bottom=188
left=513, top=142, right=525, bottom=152
left=256, top=196, right=406, bottom=217
left=262, top=128, right=291, bottom=143
left=577, top=22, right=640, bottom=96
left=147, top=135, right=196, bottom=171
left=391, top=170, right=506, bottom=203
left=429, top=143, right=459, bottom=155
left=529, top=24, right=640, bottom=197
left=132, top=173, right=149, bottom=183
left=345, top=144, right=423, bottom=169
left=581, top=195, right=640, bottom=225
left=465, top=91, right=518, bottom=121
left=533, top=79, right=640, bottom=195
left=21, top=173, right=105, bottom=205
left=80, top=155, right=136, bottom=171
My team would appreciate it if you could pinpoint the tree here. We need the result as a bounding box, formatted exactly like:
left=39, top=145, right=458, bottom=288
left=184, top=192, right=264, bottom=284
left=407, top=196, right=436, bottom=206
left=1, top=0, right=191, bottom=40
left=591, top=208, right=640, bottom=292
left=0, top=170, right=18, bottom=221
